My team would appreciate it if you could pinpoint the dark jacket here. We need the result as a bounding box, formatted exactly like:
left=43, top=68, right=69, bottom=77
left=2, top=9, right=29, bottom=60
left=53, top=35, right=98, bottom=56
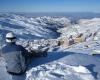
left=2, top=42, right=28, bottom=74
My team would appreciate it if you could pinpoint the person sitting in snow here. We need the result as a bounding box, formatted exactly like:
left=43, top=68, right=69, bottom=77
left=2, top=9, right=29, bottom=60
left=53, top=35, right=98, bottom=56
left=1, top=32, right=30, bottom=75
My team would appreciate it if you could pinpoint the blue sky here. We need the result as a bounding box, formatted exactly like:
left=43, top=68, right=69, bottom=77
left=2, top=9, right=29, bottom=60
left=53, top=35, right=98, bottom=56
left=0, top=0, right=100, bottom=12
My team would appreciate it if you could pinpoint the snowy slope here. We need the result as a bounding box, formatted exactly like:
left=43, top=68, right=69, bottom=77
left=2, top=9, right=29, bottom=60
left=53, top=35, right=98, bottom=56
left=58, top=18, right=100, bottom=40
left=78, top=18, right=100, bottom=26
left=0, top=13, right=100, bottom=80
left=26, top=62, right=95, bottom=80
left=0, top=13, right=70, bottom=40
left=26, top=51, right=100, bottom=80
left=24, top=17, right=100, bottom=80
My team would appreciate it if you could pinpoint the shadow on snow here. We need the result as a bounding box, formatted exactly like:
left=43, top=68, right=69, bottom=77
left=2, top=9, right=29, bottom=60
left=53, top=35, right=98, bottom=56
left=29, top=51, right=100, bottom=79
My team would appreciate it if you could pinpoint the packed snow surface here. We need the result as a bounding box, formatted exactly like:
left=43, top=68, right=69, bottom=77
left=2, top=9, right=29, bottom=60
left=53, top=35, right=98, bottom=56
left=25, top=51, right=100, bottom=80
left=26, top=62, right=95, bottom=80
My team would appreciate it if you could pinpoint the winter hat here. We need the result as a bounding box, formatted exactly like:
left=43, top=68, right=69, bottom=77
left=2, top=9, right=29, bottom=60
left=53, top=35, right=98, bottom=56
left=6, top=32, right=16, bottom=43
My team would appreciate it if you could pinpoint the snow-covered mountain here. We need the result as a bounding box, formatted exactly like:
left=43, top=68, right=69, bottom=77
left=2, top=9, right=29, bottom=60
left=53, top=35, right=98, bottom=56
left=58, top=18, right=100, bottom=39
left=0, top=13, right=70, bottom=40
left=0, top=13, right=100, bottom=80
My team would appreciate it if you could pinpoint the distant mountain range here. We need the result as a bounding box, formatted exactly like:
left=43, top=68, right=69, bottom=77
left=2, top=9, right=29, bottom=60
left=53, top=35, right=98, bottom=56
left=4, top=12, right=100, bottom=23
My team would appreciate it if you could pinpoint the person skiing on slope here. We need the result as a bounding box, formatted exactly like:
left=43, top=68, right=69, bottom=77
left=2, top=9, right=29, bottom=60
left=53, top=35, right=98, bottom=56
left=1, top=32, right=29, bottom=75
